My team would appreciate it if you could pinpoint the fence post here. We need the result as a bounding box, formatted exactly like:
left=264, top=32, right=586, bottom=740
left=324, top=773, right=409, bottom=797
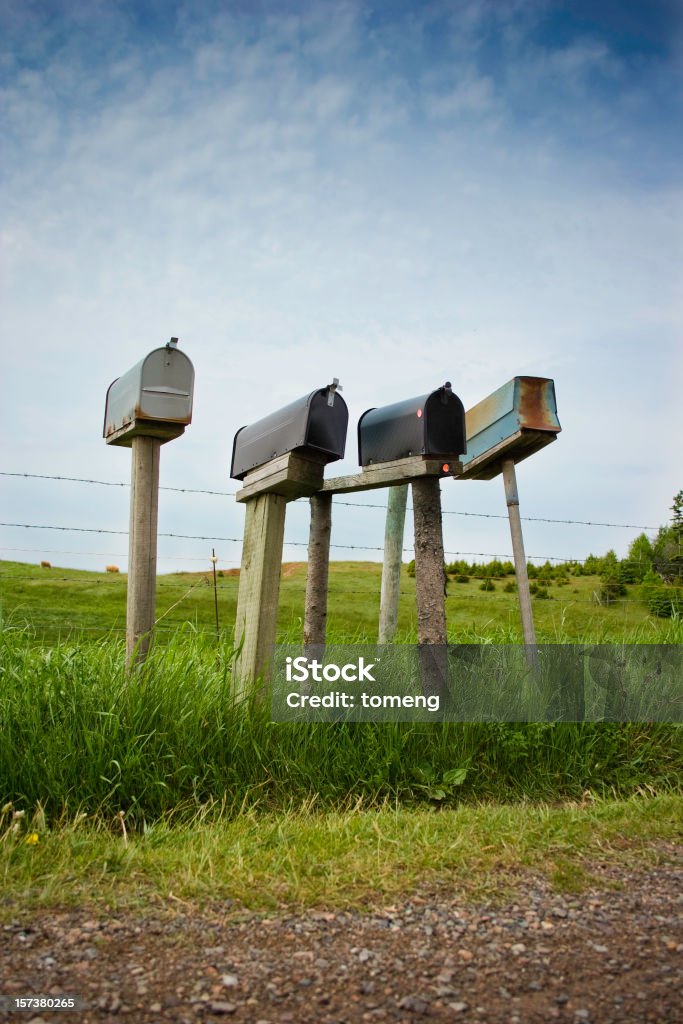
left=411, top=476, right=449, bottom=700
left=304, top=492, right=333, bottom=649
left=126, top=435, right=161, bottom=666
left=378, top=484, right=408, bottom=643
left=501, top=458, right=537, bottom=663
left=233, top=491, right=287, bottom=695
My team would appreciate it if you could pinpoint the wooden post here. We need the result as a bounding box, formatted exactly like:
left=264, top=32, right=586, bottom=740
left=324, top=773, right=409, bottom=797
left=412, top=477, right=447, bottom=644
left=304, top=492, right=332, bottom=648
left=233, top=492, right=287, bottom=694
left=378, top=484, right=408, bottom=643
left=127, top=435, right=161, bottom=666
left=502, top=458, right=537, bottom=658
left=411, top=476, right=449, bottom=700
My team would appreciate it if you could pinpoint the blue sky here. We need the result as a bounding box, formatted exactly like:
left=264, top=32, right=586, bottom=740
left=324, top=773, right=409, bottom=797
left=1, top=0, right=681, bottom=578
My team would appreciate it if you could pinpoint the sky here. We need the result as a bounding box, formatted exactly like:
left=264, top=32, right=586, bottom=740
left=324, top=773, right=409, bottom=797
left=1, top=0, right=682, bottom=579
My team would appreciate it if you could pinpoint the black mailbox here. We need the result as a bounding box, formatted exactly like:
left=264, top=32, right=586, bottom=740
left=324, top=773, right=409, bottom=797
left=358, top=382, right=466, bottom=466
left=231, top=381, right=349, bottom=480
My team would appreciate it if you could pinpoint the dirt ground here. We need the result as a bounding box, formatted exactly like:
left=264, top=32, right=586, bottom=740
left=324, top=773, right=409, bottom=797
left=2, top=852, right=682, bottom=1024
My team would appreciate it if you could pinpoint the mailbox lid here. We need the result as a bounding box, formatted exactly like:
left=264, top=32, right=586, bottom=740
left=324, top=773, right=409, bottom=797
left=231, top=387, right=348, bottom=480
left=358, top=384, right=466, bottom=466
left=103, top=346, right=194, bottom=441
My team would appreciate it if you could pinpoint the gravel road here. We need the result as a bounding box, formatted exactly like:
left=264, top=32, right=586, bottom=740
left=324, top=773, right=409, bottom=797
left=2, top=853, right=681, bottom=1024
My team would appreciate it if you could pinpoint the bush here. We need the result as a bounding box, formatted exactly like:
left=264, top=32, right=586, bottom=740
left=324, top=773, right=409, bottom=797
left=503, top=581, right=516, bottom=593
left=479, top=579, right=495, bottom=592
left=600, top=571, right=626, bottom=605
left=455, top=574, right=469, bottom=584
left=534, top=586, right=551, bottom=600
left=647, top=586, right=683, bottom=619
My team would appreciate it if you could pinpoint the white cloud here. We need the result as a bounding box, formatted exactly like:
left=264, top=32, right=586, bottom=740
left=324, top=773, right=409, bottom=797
left=0, top=0, right=681, bottom=576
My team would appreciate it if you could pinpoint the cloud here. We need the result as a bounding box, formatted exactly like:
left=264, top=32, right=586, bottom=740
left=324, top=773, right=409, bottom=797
left=0, top=0, right=681, bottom=573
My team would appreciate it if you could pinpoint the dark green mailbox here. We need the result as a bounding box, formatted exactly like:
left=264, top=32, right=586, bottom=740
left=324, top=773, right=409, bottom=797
left=358, top=382, right=466, bottom=466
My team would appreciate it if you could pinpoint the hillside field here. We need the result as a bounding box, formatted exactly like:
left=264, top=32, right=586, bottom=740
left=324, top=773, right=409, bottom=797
left=0, top=559, right=679, bottom=644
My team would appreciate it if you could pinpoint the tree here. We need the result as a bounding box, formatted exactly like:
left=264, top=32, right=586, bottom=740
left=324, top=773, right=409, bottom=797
left=671, top=490, right=683, bottom=539
left=626, top=533, right=654, bottom=582
left=652, top=491, right=683, bottom=582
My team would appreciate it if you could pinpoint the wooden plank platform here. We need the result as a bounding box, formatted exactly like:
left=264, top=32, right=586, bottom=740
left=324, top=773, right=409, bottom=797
left=322, top=456, right=463, bottom=495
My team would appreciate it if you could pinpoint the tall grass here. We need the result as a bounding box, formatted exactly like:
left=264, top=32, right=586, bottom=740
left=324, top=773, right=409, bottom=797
left=1, top=625, right=681, bottom=824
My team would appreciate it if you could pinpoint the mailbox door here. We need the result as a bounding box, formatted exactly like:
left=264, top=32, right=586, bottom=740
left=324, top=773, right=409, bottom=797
left=304, top=389, right=348, bottom=462
left=423, top=389, right=466, bottom=456
left=139, top=349, right=194, bottom=423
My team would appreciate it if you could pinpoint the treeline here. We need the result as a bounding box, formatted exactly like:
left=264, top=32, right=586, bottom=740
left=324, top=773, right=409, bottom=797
left=405, top=490, right=683, bottom=618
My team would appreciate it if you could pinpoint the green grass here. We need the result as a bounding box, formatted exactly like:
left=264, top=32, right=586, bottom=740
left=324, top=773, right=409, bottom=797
left=1, top=559, right=679, bottom=643
left=0, top=560, right=680, bottom=913
left=1, top=626, right=681, bottom=823
left=2, top=795, right=681, bottom=913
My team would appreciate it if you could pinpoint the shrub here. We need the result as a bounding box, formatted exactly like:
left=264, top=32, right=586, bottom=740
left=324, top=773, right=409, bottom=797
left=479, top=579, right=495, bottom=592
left=647, top=586, right=683, bottom=619
left=600, top=571, right=626, bottom=605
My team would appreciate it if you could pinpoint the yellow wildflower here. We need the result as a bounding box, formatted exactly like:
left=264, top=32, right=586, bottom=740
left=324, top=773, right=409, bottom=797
left=25, top=832, right=40, bottom=845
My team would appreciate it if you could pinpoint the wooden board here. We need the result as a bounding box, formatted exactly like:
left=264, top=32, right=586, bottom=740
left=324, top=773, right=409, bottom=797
left=457, top=429, right=556, bottom=481
left=236, top=452, right=327, bottom=503
left=322, top=456, right=463, bottom=495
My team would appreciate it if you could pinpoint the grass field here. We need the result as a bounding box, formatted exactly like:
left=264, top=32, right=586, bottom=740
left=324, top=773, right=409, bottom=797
left=0, top=559, right=679, bottom=643
left=3, top=795, right=682, bottom=912
left=1, top=559, right=680, bottom=913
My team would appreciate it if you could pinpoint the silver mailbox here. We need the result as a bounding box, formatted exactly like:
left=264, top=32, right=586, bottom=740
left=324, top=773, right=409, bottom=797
left=103, top=339, right=194, bottom=446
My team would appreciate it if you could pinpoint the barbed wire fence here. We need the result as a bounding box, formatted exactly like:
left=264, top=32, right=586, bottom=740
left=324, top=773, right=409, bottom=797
left=0, top=469, right=672, bottom=637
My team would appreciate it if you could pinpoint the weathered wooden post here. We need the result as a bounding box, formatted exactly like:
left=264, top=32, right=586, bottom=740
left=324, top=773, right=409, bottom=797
left=412, top=475, right=449, bottom=697
left=127, top=436, right=161, bottom=663
left=502, top=458, right=536, bottom=648
left=234, top=489, right=289, bottom=687
left=304, top=491, right=333, bottom=648
left=411, top=477, right=447, bottom=645
left=103, top=338, right=195, bottom=666
left=230, top=381, right=348, bottom=693
left=378, top=484, right=408, bottom=643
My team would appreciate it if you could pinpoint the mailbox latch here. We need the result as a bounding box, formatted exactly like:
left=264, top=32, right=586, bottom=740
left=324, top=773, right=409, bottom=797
left=326, top=377, right=343, bottom=407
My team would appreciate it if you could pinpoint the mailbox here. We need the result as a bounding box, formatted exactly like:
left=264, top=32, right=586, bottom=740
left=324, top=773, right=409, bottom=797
left=231, top=381, right=349, bottom=480
left=358, top=382, right=466, bottom=467
left=103, top=339, right=194, bottom=446
left=460, top=376, right=560, bottom=480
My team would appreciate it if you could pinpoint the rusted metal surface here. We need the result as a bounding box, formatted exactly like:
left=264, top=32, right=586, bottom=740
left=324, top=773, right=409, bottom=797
left=459, top=377, right=560, bottom=480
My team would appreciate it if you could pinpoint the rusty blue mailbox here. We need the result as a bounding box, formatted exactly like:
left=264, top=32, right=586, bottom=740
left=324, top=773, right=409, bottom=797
left=103, top=339, right=194, bottom=446
left=231, top=381, right=348, bottom=480
left=460, top=376, right=560, bottom=480
left=358, top=382, right=466, bottom=467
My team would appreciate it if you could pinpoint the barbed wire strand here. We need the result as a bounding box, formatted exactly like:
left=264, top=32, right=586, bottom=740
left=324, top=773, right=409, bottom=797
left=0, top=471, right=663, bottom=531
left=1, top=521, right=679, bottom=567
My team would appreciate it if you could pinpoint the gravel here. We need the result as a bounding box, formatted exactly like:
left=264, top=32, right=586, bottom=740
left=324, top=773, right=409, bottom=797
left=1, top=854, right=681, bottom=1023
